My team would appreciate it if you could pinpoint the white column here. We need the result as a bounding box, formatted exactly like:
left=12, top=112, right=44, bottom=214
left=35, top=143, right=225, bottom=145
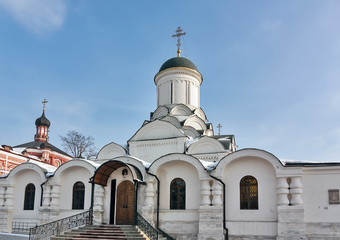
left=200, top=179, right=211, bottom=206
left=277, top=177, right=289, bottom=206
left=290, top=177, right=303, bottom=205
left=211, top=180, right=223, bottom=206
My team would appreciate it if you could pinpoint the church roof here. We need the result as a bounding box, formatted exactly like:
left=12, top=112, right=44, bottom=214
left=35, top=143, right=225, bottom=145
left=159, top=57, right=198, bottom=72
left=35, top=110, right=51, bottom=127
left=14, top=141, right=71, bottom=157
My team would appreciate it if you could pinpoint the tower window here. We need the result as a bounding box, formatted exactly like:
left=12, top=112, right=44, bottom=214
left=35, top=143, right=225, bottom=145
left=24, top=183, right=35, bottom=210
left=170, top=178, right=185, bottom=210
left=72, top=181, right=85, bottom=210
left=240, top=175, right=258, bottom=210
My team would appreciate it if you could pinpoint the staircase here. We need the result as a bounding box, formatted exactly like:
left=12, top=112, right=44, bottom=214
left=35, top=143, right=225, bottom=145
left=51, top=225, right=147, bottom=240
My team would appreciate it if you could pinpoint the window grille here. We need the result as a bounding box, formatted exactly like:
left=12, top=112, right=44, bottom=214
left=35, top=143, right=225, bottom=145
left=72, top=181, right=85, bottom=210
left=170, top=178, right=185, bottom=210
left=240, top=175, right=258, bottom=210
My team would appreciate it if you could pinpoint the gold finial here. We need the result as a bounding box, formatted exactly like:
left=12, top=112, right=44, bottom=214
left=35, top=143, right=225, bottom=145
left=42, top=98, right=48, bottom=111
left=172, top=26, right=186, bottom=57
left=217, top=123, right=222, bottom=136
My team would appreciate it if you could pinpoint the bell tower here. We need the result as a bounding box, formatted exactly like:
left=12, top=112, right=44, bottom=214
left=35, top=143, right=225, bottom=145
left=34, top=99, right=51, bottom=142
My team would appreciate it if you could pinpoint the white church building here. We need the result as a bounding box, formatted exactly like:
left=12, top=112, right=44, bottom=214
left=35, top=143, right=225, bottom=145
left=1, top=30, right=340, bottom=240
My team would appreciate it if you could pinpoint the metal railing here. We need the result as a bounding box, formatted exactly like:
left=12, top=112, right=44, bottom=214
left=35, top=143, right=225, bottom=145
left=135, top=212, right=175, bottom=240
left=136, top=212, right=158, bottom=240
left=12, top=222, right=32, bottom=235
left=29, top=209, right=92, bottom=240
left=159, top=227, right=175, bottom=240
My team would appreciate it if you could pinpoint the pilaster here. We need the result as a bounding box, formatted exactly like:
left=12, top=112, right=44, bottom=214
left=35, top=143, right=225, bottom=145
left=277, top=176, right=306, bottom=240
left=0, top=185, right=14, bottom=233
left=49, top=183, right=60, bottom=221
left=93, top=185, right=105, bottom=225
left=142, top=177, right=156, bottom=226
left=198, top=180, right=224, bottom=240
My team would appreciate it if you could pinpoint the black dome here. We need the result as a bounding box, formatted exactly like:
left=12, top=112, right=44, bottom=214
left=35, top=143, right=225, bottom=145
left=159, top=57, right=198, bottom=72
left=35, top=111, right=51, bottom=127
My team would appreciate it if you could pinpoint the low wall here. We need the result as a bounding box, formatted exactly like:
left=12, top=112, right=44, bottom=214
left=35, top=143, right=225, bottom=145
left=0, top=232, right=29, bottom=240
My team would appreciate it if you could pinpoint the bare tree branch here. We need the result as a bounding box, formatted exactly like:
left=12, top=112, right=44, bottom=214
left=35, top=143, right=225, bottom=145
left=60, top=130, right=97, bottom=159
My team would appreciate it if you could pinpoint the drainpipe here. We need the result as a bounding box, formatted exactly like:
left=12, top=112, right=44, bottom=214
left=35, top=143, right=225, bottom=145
left=146, top=170, right=160, bottom=229
left=134, top=180, right=138, bottom=225
left=209, top=174, right=228, bottom=240
left=40, top=179, right=49, bottom=207
left=89, top=177, right=95, bottom=225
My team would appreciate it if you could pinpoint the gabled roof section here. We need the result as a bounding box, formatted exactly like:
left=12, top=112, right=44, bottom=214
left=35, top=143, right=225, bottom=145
left=129, top=119, right=186, bottom=142
left=160, top=115, right=182, bottom=129
left=14, top=141, right=71, bottom=157
left=151, top=106, right=169, bottom=120
left=183, top=115, right=207, bottom=131
left=194, top=108, right=207, bottom=122
left=187, top=136, right=227, bottom=154
left=211, top=135, right=236, bottom=151
left=182, top=126, right=200, bottom=138
left=170, top=104, right=192, bottom=116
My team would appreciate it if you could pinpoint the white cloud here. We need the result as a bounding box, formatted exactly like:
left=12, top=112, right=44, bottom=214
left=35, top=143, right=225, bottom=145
left=0, top=0, right=66, bottom=35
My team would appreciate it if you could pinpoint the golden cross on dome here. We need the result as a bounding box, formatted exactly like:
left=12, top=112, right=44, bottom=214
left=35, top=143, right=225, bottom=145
left=217, top=123, right=223, bottom=136
left=172, top=26, right=186, bottom=57
left=42, top=98, right=48, bottom=111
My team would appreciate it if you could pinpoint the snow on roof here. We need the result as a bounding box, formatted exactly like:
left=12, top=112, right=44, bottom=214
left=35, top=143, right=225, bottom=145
left=137, top=159, right=151, bottom=168
left=83, top=159, right=101, bottom=168
left=27, top=159, right=57, bottom=173
left=12, top=147, right=26, bottom=153
left=280, top=158, right=340, bottom=165
left=199, top=159, right=218, bottom=171
left=185, top=137, right=199, bottom=148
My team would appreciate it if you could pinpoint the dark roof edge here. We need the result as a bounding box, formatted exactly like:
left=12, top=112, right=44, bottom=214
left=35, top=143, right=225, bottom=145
left=285, top=162, right=340, bottom=167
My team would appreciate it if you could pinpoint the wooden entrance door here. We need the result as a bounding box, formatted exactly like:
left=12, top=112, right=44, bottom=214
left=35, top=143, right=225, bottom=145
left=116, top=181, right=135, bottom=225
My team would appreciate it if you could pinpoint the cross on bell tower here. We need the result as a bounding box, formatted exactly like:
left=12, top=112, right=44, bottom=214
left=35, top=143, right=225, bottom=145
left=172, top=26, right=186, bottom=57
left=217, top=123, right=222, bottom=136
left=42, top=98, right=48, bottom=111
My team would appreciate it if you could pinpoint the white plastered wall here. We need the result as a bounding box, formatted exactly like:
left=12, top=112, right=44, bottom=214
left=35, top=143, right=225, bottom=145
left=12, top=169, right=43, bottom=225
left=222, top=157, right=278, bottom=237
left=302, top=167, right=340, bottom=222
left=156, top=160, right=200, bottom=238
left=55, top=166, right=93, bottom=218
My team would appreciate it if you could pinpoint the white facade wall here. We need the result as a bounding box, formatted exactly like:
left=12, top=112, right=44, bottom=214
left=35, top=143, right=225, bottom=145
left=12, top=169, right=42, bottom=225
left=129, top=138, right=186, bottom=162
left=55, top=166, right=93, bottom=218
left=223, top=157, right=278, bottom=237
left=157, top=160, right=201, bottom=240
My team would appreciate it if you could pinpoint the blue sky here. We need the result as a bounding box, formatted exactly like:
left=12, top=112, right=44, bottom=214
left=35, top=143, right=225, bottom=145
left=0, top=0, right=339, bottom=161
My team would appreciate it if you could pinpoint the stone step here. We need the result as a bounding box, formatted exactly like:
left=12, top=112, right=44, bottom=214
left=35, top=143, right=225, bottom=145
left=51, top=225, right=147, bottom=240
